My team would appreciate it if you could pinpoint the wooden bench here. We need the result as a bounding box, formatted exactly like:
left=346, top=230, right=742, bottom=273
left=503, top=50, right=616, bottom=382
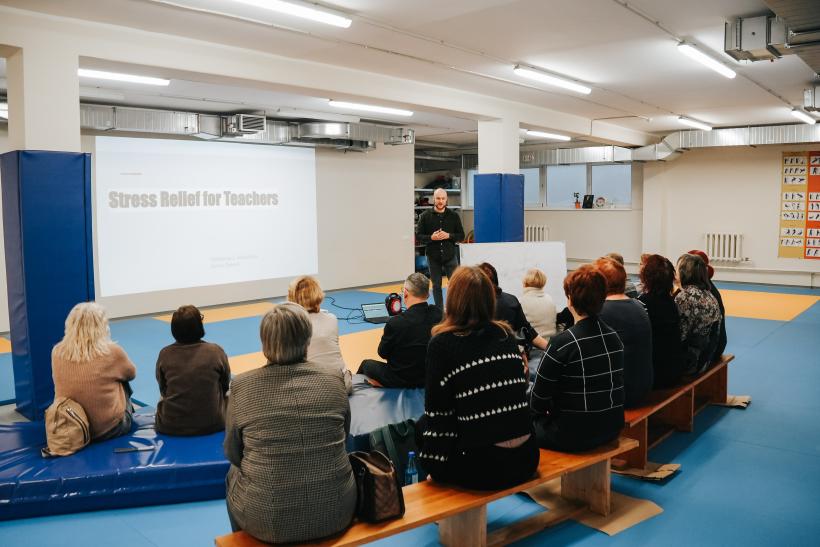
left=617, top=354, right=735, bottom=470
left=214, top=436, right=638, bottom=547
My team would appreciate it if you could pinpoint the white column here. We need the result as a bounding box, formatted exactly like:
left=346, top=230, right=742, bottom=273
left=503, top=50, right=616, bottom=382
left=5, top=42, right=81, bottom=151
left=477, top=117, right=520, bottom=174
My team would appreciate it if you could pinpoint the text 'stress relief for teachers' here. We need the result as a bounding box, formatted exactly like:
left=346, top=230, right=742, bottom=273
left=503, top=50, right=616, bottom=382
left=779, top=152, right=820, bottom=259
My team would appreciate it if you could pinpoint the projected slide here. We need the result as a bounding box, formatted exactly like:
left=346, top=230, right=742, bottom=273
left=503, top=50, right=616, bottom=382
left=95, top=137, right=318, bottom=297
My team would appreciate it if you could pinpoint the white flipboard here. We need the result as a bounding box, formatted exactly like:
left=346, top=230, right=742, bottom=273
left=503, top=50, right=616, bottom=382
left=459, top=241, right=568, bottom=311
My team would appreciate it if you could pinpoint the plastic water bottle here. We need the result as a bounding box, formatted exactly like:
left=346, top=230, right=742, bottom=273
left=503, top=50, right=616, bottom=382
left=405, top=451, right=419, bottom=485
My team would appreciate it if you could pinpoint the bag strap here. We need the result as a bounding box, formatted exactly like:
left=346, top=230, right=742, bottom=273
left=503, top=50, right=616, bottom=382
left=380, top=425, right=400, bottom=465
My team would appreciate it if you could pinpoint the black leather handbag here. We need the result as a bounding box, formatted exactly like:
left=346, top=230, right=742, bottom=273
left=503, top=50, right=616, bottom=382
left=348, top=450, right=406, bottom=523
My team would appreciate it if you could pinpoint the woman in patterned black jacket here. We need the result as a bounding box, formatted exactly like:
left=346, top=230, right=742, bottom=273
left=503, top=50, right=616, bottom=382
left=530, top=264, right=625, bottom=452
left=418, top=266, right=539, bottom=490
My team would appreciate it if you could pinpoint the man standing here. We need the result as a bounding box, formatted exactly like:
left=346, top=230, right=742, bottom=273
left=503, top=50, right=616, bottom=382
left=358, top=273, right=442, bottom=388
left=416, top=188, right=464, bottom=309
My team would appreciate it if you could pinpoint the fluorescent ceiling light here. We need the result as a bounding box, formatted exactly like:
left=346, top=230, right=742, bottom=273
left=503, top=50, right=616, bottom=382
left=328, top=100, right=413, bottom=117
left=526, top=130, right=571, bottom=141
left=678, top=116, right=712, bottom=131
left=513, top=65, right=591, bottom=95
left=791, top=108, right=817, bottom=125
left=78, top=69, right=170, bottom=86
left=677, top=44, right=736, bottom=79
left=228, top=0, right=351, bottom=28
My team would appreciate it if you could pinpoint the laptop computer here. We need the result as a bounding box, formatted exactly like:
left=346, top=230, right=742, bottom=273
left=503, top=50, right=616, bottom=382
left=361, top=302, right=392, bottom=324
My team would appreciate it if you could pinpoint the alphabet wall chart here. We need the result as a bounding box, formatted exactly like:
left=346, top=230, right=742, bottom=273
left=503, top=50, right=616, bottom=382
left=779, top=151, right=820, bottom=259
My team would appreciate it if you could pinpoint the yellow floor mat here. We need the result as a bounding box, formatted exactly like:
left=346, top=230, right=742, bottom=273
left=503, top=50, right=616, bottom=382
left=228, top=327, right=385, bottom=376
left=721, top=290, right=819, bottom=321
left=0, top=338, right=11, bottom=354
left=154, top=302, right=273, bottom=324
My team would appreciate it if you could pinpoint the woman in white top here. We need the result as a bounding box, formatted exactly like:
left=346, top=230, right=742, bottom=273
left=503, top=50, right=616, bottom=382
left=288, top=276, right=353, bottom=393
left=520, top=268, right=557, bottom=345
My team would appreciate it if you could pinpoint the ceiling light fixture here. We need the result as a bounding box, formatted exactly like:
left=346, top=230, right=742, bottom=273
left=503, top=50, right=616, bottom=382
left=78, top=69, right=170, bottom=86
left=513, top=65, right=592, bottom=95
left=227, top=0, right=352, bottom=28
left=677, top=116, right=713, bottom=131
left=328, top=100, right=413, bottom=117
left=677, top=43, right=736, bottom=79
left=791, top=108, right=817, bottom=125
left=526, top=130, right=571, bottom=141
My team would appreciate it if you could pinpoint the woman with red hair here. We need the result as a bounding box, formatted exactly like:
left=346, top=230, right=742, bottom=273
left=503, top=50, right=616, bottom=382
left=529, top=265, right=625, bottom=452
left=594, top=257, right=653, bottom=408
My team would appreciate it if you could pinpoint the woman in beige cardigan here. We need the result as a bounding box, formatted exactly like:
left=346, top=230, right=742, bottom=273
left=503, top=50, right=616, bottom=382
left=224, top=302, right=355, bottom=544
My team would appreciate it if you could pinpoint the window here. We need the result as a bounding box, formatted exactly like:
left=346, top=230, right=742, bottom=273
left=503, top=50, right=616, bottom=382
left=464, top=169, right=476, bottom=208
left=465, top=168, right=541, bottom=208
left=591, top=164, right=631, bottom=208
left=546, top=165, right=586, bottom=208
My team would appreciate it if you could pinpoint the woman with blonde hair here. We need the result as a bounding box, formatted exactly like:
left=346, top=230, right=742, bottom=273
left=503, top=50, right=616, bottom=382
left=520, top=268, right=557, bottom=347
left=52, top=302, right=137, bottom=441
left=287, top=275, right=352, bottom=393
left=224, top=302, right=355, bottom=544
left=418, top=266, right=539, bottom=490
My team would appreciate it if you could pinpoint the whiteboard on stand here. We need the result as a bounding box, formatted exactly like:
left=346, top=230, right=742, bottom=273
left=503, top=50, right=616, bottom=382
left=459, top=242, right=568, bottom=310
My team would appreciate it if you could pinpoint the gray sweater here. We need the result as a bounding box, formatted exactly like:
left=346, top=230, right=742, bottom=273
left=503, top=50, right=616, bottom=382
left=224, top=360, right=356, bottom=544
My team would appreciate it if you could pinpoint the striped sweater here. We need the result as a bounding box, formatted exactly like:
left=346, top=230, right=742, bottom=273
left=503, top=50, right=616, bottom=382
left=421, top=326, right=531, bottom=473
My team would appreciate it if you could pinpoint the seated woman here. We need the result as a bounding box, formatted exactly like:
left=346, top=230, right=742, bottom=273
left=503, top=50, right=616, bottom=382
left=688, top=249, right=727, bottom=361
left=288, top=275, right=352, bottom=393
left=595, top=257, right=653, bottom=408
left=477, top=262, right=549, bottom=352
left=155, top=305, right=230, bottom=436
left=224, top=303, right=355, bottom=544
left=637, top=255, right=687, bottom=388
left=675, top=254, right=722, bottom=375
left=51, top=302, right=137, bottom=441
left=418, top=266, right=539, bottom=490
left=519, top=268, right=557, bottom=346
left=530, top=265, right=625, bottom=452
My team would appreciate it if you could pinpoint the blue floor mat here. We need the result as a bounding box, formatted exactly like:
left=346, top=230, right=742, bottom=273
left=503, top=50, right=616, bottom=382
left=714, top=281, right=820, bottom=296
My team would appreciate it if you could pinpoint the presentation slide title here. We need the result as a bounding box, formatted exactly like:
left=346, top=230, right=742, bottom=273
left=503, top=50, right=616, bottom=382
left=108, top=190, right=279, bottom=209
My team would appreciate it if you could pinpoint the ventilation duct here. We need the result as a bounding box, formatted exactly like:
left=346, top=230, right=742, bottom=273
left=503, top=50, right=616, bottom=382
left=77, top=104, right=413, bottom=150
left=725, top=15, right=791, bottom=61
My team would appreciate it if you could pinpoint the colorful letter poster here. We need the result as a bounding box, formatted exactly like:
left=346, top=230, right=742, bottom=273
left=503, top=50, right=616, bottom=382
left=779, top=151, right=820, bottom=259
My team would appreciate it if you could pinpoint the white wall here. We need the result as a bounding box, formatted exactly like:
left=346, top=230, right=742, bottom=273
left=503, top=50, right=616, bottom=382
left=0, top=129, right=414, bottom=327
left=643, top=145, right=820, bottom=286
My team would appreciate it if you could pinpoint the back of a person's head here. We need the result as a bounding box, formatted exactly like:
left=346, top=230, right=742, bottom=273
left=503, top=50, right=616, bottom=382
left=477, top=262, right=500, bottom=289
left=171, top=305, right=205, bottom=344
left=432, top=266, right=509, bottom=336
left=639, top=253, right=652, bottom=266
left=604, top=252, right=625, bottom=266
left=287, top=275, right=324, bottom=313
left=523, top=268, right=547, bottom=290
left=639, top=254, right=674, bottom=296
left=677, top=253, right=710, bottom=290
left=404, top=272, right=430, bottom=299
left=688, top=250, right=715, bottom=279
left=53, top=302, right=112, bottom=363
left=563, top=265, right=607, bottom=317
left=260, top=302, right=313, bottom=365
left=593, top=257, right=627, bottom=296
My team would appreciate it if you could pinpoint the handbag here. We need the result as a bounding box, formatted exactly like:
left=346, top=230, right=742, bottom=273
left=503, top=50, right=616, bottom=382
left=348, top=450, right=405, bottom=523
left=41, top=397, right=91, bottom=457
left=369, top=419, right=420, bottom=486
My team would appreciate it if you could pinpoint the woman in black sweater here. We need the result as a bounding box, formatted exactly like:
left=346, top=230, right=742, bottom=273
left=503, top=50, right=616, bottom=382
left=530, top=264, right=625, bottom=452
left=419, top=266, right=539, bottom=490
left=637, top=255, right=687, bottom=388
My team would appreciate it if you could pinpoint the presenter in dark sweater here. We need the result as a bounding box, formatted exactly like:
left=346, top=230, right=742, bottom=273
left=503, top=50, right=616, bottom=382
left=530, top=265, right=625, bottom=452
left=418, top=266, right=539, bottom=490
left=637, top=255, right=687, bottom=388
left=155, top=305, right=231, bottom=436
left=358, top=273, right=442, bottom=388
left=595, top=257, right=653, bottom=408
left=416, top=188, right=465, bottom=309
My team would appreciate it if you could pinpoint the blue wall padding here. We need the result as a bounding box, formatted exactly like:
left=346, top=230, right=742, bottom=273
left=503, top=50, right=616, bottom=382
left=0, top=151, right=94, bottom=421
left=473, top=173, right=524, bottom=242
left=0, top=409, right=228, bottom=521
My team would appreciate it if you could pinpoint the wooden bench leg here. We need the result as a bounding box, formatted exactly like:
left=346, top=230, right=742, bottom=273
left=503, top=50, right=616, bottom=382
left=653, top=387, right=694, bottom=432
left=439, top=505, right=487, bottom=547
left=695, top=363, right=728, bottom=408
left=617, top=419, right=648, bottom=470
left=562, top=459, right=611, bottom=516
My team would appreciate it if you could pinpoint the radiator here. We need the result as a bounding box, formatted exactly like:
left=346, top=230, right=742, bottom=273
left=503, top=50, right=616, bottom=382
left=705, top=233, right=743, bottom=262
left=525, top=225, right=549, bottom=242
